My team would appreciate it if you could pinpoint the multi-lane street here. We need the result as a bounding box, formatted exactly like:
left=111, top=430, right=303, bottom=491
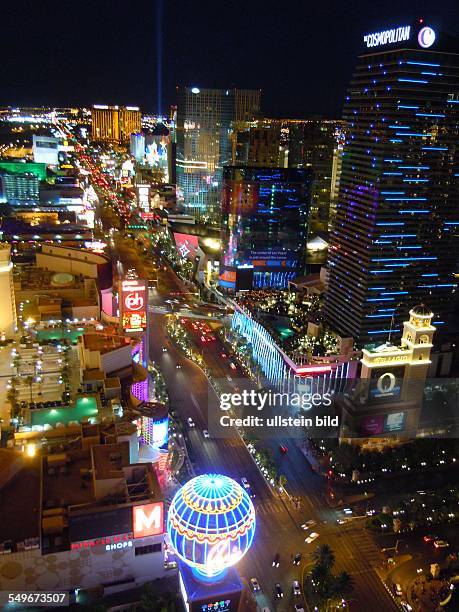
left=77, top=142, right=399, bottom=611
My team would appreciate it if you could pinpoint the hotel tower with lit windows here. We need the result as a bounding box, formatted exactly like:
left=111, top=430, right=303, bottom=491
left=324, top=20, right=459, bottom=347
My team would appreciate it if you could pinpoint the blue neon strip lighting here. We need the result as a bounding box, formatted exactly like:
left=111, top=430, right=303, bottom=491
left=403, top=179, right=428, bottom=182
left=366, top=314, right=394, bottom=318
left=371, top=329, right=401, bottom=334
left=420, top=284, right=456, bottom=288
left=397, top=246, right=422, bottom=249
left=422, top=147, right=448, bottom=151
left=381, top=191, right=405, bottom=194
left=415, top=113, right=445, bottom=117
left=406, top=61, right=440, bottom=67
left=398, top=210, right=430, bottom=213
left=383, top=159, right=403, bottom=162
left=381, top=291, right=409, bottom=295
left=384, top=234, right=416, bottom=237
left=399, top=166, right=429, bottom=169
left=445, top=222, right=459, bottom=225
left=421, top=71, right=438, bottom=75
left=367, top=298, right=395, bottom=302
left=372, top=257, right=437, bottom=261
left=389, top=125, right=410, bottom=129
left=398, top=78, right=428, bottom=83
left=421, top=274, right=438, bottom=277
left=385, top=197, right=427, bottom=201
left=396, top=132, right=431, bottom=137
left=376, top=222, right=404, bottom=226
left=383, top=172, right=403, bottom=175
left=397, top=105, right=419, bottom=109
left=448, top=100, right=459, bottom=104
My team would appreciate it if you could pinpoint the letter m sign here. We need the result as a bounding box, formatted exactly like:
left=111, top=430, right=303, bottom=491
left=133, top=502, right=164, bottom=538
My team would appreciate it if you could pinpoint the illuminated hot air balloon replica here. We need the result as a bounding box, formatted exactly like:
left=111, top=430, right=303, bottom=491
left=167, top=474, right=256, bottom=580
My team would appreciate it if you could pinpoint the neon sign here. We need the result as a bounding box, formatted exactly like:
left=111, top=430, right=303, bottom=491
left=133, top=502, right=164, bottom=538
left=120, top=278, right=147, bottom=332
left=363, top=25, right=411, bottom=48
left=167, top=474, right=256, bottom=579
left=418, top=26, right=436, bottom=48
left=71, top=533, right=132, bottom=551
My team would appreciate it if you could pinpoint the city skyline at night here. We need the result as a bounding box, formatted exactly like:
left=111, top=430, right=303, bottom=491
left=0, top=3, right=458, bottom=612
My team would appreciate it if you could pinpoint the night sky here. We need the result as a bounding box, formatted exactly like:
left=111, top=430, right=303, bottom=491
left=1, top=0, right=459, bottom=118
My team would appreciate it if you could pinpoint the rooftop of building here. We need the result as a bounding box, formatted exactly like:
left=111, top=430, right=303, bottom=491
left=80, top=331, right=133, bottom=354
left=0, top=453, right=41, bottom=544
left=91, top=441, right=131, bottom=480
left=40, top=242, right=110, bottom=265
left=13, top=265, right=85, bottom=290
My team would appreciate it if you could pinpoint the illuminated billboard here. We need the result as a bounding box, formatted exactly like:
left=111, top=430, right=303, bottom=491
left=359, top=414, right=384, bottom=436
left=173, top=233, right=199, bottom=260
left=120, top=278, right=147, bottom=332
left=383, top=411, right=406, bottom=433
left=133, top=502, right=164, bottom=538
left=369, top=366, right=405, bottom=404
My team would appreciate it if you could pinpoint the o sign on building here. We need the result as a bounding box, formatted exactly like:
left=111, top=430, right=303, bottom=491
left=133, top=502, right=164, bottom=538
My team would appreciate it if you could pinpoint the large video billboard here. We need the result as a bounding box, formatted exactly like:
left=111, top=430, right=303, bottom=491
left=173, top=233, right=199, bottom=260
left=120, top=278, right=147, bottom=332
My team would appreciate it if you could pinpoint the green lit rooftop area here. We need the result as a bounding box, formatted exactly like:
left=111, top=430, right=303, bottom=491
left=30, top=396, right=98, bottom=427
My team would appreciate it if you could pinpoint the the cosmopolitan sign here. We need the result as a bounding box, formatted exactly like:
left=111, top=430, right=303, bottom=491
left=363, top=25, right=411, bottom=48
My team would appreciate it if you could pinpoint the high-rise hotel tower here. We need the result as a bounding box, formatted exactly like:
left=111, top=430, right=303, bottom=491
left=325, top=20, right=459, bottom=346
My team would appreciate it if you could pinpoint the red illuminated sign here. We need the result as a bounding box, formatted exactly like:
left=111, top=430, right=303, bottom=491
left=120, top=278, right=147, bottom=332
left=173, top=233, right=199, bottom=260
left=71, top=533, right=133, bottom=551
left=133, top=502, right=164, bottom=538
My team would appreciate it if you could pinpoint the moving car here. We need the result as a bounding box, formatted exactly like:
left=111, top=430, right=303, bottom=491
left=301, top=519, right=316, bottom=530
left=250, top=577, right=260, bottom=592
left=423, top=534, right=438, bottom=543
left=400, top=603, right=413, bottom=612
left=176, top=363, right=182, bottom=369
left=294, top=606, right=305, bottom=612
left=279, top=444, right=288, bottom=453
left=393, top=583, right=403, bottom=596
left=202, top=429, right=210, bottom=438
left=305, top=532, right=320, bottom=544
left=293, top=552, right=302, bottom=565
left=337, top=517, right=351, bottom=525
left=275, top=583, right=283, bottom=598
left=241, top=477, right=250, bottom=489
left=292, top=580, right=301, bottom=596
left=272, top=553, right=280, bottom=567
left=434, top=540, right=449, bottom=548
left=162, top=346, right=167, bottom=352
left=187, top=417, right=195, bottom=427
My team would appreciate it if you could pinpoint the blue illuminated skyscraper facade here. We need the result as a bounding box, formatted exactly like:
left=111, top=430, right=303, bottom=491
left=325, top=22, right=459, bottom=346
left=176, top=88, right=260, bottom=224
left=220, top=166, right=311, bottom=290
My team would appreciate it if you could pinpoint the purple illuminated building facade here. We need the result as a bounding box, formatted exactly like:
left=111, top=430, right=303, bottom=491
left=324, top=21, right=459, bottom=346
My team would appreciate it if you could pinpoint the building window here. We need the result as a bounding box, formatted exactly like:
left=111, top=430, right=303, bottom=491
left=135, top=543, right=162, bottom=556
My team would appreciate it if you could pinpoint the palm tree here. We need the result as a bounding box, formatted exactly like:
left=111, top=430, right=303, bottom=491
left=312, top=544, right=336, bottom=571
left=334, top=571, right=354, bottom=597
